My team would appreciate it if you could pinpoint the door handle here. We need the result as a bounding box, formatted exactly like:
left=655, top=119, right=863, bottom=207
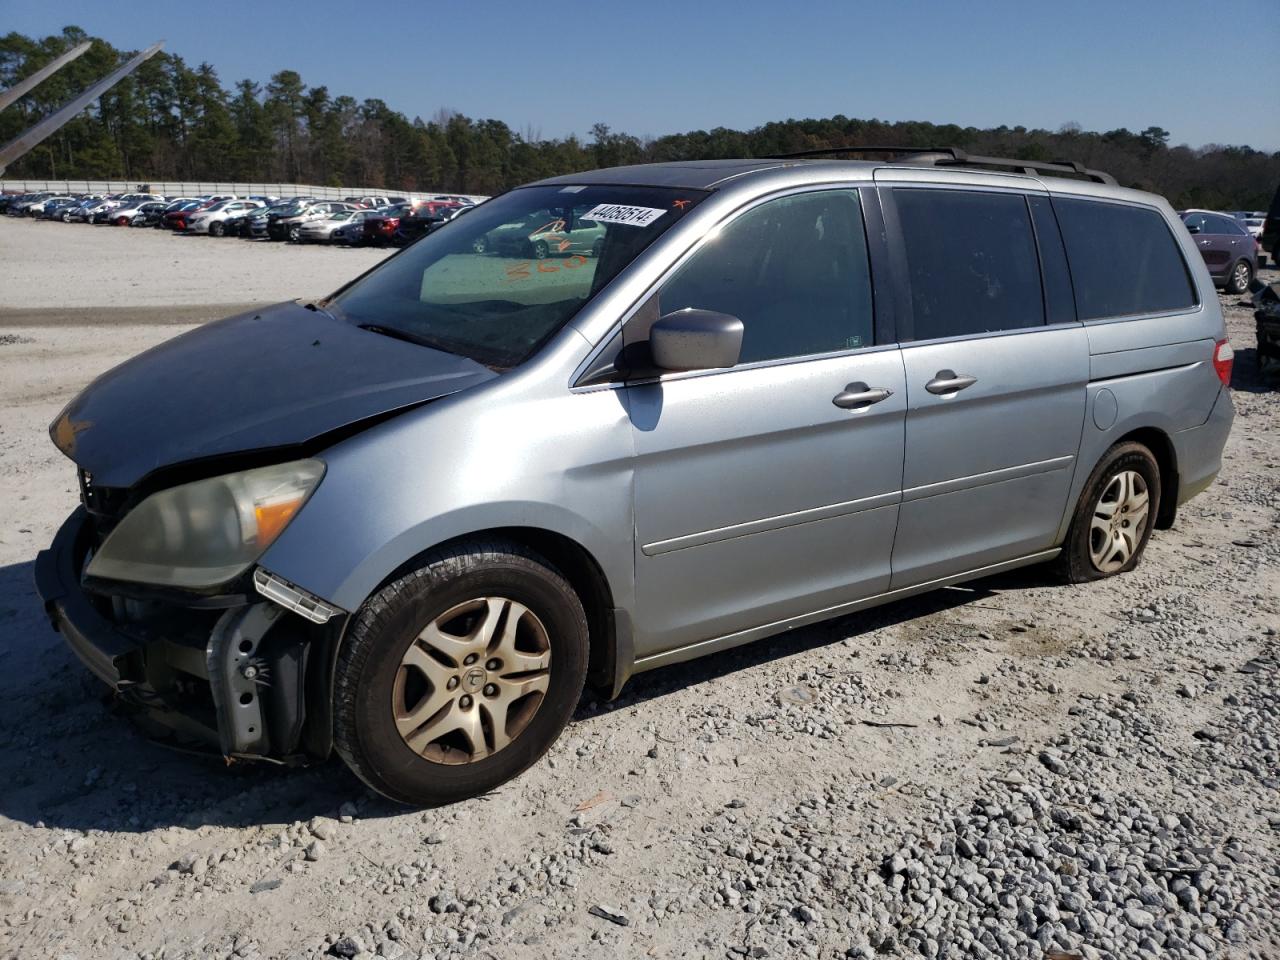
left=832, top=382, right=894, bottom=409
left=925, top=370, right=978, bottom=395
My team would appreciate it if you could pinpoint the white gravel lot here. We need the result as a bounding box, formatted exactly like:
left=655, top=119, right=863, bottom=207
left=0, top=217, right=1276, bottom=960
left=0, top=215, right=390, bottom=320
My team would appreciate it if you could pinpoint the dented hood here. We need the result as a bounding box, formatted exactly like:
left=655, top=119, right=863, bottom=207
left=51, top=301, right=496, bottom=488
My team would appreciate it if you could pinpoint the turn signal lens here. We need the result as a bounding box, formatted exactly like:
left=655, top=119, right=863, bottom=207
left=1213, top=339, right=1234, bottom=387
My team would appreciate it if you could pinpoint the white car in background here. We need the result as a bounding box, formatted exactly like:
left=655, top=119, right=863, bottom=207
left=184, top=199, right=264, bottom=236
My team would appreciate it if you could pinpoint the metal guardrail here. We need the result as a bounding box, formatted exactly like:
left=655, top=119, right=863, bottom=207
left=0, top=179, right=489, bottom=204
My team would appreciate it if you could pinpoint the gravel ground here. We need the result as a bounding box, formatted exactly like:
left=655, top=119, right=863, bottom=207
left=0, top=216, right=391, bottom=321
left=0, top=226, right=1276, bottom=960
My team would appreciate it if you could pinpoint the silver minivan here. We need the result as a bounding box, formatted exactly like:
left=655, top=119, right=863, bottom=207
left=37, top=152, right=1235, bottom=805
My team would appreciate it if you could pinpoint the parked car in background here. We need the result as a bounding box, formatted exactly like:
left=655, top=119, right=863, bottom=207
left=110, top=200, right=168, bottom=226
left=161, top=200, right=204, bottom=231
left=392, top=201, right=463, bottom=246
left=1181, top=210, right=1258, bottom=293
left=185, top=199, right=265, bottom=235
left=346, top=195, right=390, bottom=208
left=130, top=201, right=171, bottom=228
left=40, top=196, right=87, bottom=220
left=296, top=209, right=361, bottom=243
left=330, top=209, right=380, bottom=245
left=1230, top=211, right=1266, bottom=240
left=20, top=194, right=72, bottom=217
left=360, top=203, right=412, bottom=245
left=273, top=201, right=359, bottom=241
left=259, top=198, right=317, bottom=240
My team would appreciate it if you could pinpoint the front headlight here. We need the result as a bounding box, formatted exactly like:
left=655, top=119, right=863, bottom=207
left=86, top=459, right=324, bottom=590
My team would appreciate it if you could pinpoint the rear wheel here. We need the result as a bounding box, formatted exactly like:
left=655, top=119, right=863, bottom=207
left=1057, top=441, right=1161, bottom=583
left=1226, top=259, right=1252, bottom=295
left=333, top=539, right=588, bottom=806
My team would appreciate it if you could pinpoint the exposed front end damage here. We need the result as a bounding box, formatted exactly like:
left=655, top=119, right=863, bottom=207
left=35, top=507, right=346, bottom=763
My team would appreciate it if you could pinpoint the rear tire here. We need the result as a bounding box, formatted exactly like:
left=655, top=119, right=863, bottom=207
left=333, top=539, right=588, bottom=806
left=1226, top=259, right=1252, bottom=295
left=1057, top=441, right=1161, bottom=583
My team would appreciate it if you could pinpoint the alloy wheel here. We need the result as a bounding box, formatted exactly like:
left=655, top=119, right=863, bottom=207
left=1233, top=261, right=1251, bottom=291
left=1088, top=470, right=1150, bottom=573
left=392, top=596, right=552, bottom=765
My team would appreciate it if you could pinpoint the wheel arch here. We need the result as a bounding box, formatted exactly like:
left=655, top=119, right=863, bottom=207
left=1114, top=425, right=1178, bottom=529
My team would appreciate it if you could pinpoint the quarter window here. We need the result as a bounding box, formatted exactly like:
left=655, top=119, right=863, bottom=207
left=1055, top=198, right=1197, bottom=321
left=657, top=190, right=874, bottom=363
left=894, top=189, right=1045, bottom=341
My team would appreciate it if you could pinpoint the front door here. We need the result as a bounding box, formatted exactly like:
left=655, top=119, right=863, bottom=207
left=879, top=183, right=1089, bottom=588
left=626, top=189, right=906, bottom=657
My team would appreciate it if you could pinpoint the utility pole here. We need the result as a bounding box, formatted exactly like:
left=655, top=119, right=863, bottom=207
left=0, top=41, right=164, bottom=176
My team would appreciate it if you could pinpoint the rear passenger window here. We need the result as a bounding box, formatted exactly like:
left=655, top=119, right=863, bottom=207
left=1053, top=198, right=1196, bottom=320
left=894, top=189, right=1044, bottom=341
left=657, top=190, right=873, bottom=364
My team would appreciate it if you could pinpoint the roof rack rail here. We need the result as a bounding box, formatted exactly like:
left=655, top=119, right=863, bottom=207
left=764, top=145, right=1117, bottom=186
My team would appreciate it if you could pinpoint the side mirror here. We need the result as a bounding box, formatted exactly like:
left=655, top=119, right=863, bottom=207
left=1185, top=223, right=1201, bottom=235
left=649, top=309, right=744, bottom=372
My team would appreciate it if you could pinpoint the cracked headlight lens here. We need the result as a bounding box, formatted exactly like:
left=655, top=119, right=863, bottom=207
left=86, top=459, right=324, bottom=589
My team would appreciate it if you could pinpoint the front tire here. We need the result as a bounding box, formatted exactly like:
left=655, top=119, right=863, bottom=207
left=1226, top=259, right=1252, bottom=295
left=333, top=539, right=588, bottom=806
left=1058, top=441, right=1161, bottom=583
left=210, top=220, right=225, bottom=237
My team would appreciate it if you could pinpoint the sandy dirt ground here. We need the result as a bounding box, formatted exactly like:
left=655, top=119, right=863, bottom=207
left=0, top=216, right=391, bottom=323
left=0, top=217, right=1276, bottom=960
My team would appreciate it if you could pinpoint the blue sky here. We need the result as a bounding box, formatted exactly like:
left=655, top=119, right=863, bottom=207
left=5, top=0, right=1279, bottom=150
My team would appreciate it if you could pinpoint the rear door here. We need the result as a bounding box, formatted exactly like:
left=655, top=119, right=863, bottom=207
left=876, top=176, right=1088, bottom=587
left=626, top=187, right=906, bottom=655
left=1184, top=212, right=1232, bottom=278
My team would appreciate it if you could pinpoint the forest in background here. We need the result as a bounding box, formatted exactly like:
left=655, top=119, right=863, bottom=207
left=3, top=27, right=1277, bottom=209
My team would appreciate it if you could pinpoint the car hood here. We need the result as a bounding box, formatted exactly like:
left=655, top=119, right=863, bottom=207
left=50, top=301, right=498, bottom=488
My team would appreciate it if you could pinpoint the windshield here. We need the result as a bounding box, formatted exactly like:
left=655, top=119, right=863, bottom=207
left=329, top=184, right=706, bottom=369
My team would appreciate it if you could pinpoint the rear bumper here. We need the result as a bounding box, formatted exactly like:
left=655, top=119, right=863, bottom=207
left=1172, top=386, right=1235, bottom=505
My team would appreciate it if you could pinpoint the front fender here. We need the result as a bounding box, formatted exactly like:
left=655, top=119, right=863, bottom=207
left=258, top=356, right=635, bottom=616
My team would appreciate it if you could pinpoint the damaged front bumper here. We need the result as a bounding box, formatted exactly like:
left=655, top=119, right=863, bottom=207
left=34, top=508, right=345, bottom=763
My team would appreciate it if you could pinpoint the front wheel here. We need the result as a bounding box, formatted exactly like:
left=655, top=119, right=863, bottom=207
left=288, top=225, right=301, bottom=242
left=333, top=540, right=589, bottom=806
left=210, top=220, right=225, bottom=237
left=531, top=239, right=548, bottom=260
left=1057, top=441, right=1161, bottom=583
left=1226, top=259, right=1253, bottom=295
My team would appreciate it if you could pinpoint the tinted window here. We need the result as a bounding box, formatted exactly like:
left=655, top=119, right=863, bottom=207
left=895, top=189, right=1044, bottom=340
left=1056, top=198, right=1197, bottom=320
left=1207, top=215, right=1244, bottom=236
left=657, top=190, right=873, bottom=363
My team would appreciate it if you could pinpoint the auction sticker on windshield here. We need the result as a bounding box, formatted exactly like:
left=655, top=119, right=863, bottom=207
left=580, top=203, right=666, bottom=227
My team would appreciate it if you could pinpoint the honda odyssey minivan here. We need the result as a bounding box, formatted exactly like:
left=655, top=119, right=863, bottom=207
left=37, top=151, right=1235, bottom=806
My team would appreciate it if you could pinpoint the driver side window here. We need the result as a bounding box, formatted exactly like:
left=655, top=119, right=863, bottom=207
left=656, top=190, right=874, bottom=364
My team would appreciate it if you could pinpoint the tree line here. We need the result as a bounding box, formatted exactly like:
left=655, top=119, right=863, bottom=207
left=3, top=27, right=1277, bottom=210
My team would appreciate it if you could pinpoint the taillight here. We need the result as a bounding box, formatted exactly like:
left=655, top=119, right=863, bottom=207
left=1213, top=339, right=1234, bottom=387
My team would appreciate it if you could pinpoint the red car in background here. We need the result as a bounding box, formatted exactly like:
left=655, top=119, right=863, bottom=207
left=360, top=203, right=414, bottom=246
